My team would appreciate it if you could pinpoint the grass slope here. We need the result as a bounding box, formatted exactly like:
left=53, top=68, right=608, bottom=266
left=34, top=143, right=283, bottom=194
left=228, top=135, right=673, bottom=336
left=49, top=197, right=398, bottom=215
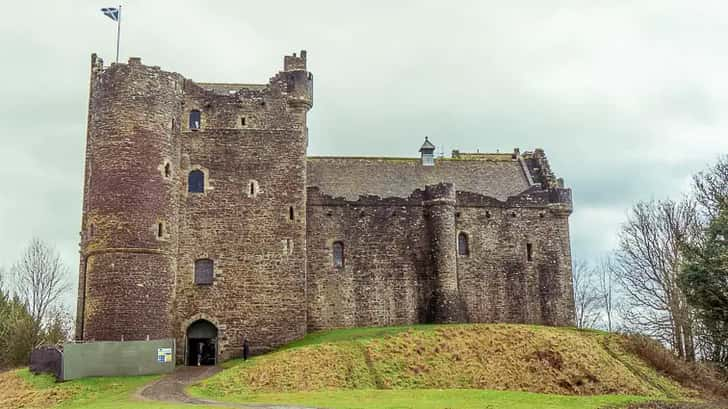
left=204, top=389, right=651, bottom=409
left=189, top=324, right=695, bottom=408
left=2, top=324, right=707, bottom=409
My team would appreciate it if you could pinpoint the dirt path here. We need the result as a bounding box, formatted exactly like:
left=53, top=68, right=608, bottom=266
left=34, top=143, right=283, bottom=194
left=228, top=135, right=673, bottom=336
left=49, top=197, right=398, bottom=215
left=136, top=366, right=319, bottom=409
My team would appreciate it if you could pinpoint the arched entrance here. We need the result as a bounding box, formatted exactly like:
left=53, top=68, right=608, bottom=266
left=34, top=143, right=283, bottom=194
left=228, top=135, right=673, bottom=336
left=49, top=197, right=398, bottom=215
left=186, top=319, right=217, bottom=366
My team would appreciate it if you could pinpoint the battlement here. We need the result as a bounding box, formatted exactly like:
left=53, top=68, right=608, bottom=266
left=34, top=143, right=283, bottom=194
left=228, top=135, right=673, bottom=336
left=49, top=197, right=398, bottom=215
left=284, top=50, right=307, bottom=71
left=89, top=51, right=311, bottom=98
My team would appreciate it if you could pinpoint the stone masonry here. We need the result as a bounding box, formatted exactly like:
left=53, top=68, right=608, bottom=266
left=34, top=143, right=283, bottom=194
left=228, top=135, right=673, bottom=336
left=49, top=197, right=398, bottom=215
left=76, top=51, right=575, bottom=363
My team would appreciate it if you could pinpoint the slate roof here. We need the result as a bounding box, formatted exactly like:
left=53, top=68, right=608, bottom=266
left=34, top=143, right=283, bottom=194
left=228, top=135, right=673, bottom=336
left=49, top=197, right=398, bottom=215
left=419, top=137, right=436, bottom=152
left=307, top=156, right=532, bottom=201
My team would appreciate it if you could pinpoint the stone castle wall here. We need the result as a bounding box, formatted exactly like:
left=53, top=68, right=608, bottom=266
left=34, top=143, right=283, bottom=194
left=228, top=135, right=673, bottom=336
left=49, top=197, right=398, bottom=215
left=306, top=185, right=575, bottom=331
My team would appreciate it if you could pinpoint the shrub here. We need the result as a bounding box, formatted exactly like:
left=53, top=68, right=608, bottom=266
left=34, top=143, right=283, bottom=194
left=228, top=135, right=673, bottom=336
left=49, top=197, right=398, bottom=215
left=621, top=334, right=728, bottom=399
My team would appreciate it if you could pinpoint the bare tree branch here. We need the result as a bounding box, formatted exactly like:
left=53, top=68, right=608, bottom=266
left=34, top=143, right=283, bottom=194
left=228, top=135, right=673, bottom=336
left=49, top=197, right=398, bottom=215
left=693, top=154, right=728, bottom=218
left=596, top=256, right=617, bottom=332
left=614, top=199, right=698, bottom=360
left=11, top=238, right=70, bottom=323
left=573, top=259, right=603, bottom=329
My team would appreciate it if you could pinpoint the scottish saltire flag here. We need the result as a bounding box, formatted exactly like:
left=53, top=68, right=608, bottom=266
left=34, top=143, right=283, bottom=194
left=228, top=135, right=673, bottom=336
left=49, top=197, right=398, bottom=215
left=101, top=7, right=119, bottom=22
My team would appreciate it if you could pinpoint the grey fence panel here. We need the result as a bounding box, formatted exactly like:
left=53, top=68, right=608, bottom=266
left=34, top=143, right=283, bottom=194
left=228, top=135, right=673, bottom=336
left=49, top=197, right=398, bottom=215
left=30, top=346, right=63, bottom=380
left=62, top=338, right=175, bottom=380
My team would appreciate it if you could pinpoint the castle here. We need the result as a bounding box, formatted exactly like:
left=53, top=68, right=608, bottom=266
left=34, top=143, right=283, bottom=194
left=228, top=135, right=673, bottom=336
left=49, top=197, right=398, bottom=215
left=75, top=51, right=575, bottom=364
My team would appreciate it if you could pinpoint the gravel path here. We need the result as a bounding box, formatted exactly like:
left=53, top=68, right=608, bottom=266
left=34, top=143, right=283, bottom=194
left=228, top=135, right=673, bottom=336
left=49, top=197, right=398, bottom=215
left=136, top=366, right=320, bottom=409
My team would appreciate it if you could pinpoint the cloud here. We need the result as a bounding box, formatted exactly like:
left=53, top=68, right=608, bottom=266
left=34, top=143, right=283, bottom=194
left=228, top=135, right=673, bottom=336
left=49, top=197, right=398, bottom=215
left=1, top=1, right=726, bottom=311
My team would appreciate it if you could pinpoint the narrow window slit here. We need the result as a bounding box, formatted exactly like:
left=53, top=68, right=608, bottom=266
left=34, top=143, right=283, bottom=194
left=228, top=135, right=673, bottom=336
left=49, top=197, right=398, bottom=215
left=458, top=232, right=469, bottom=256
left=333, top=241, right=344, bottom=268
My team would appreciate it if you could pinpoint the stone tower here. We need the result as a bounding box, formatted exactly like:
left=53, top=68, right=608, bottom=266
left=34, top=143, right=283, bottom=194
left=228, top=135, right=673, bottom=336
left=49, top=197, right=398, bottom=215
left=76, top=54, right=184, bottom=341
left=76, top=51, right=314, bottom=358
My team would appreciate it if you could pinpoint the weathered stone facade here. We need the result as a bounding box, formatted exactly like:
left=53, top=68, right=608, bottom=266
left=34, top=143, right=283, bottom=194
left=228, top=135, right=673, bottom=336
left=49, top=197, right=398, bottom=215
left=76, top=51, right=575, bottom=363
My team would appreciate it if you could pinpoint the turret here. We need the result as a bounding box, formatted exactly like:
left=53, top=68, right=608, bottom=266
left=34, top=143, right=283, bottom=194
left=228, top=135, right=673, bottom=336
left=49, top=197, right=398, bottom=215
left=76, top=55, right=183, bottom=341
left=419, top=137, right=435, bottom=166
left=425, top=183, right=465, bottom=322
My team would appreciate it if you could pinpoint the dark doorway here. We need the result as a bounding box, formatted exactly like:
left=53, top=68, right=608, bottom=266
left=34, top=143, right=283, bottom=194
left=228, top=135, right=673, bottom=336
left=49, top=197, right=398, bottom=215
left=186, top=319, right=217, bottom=366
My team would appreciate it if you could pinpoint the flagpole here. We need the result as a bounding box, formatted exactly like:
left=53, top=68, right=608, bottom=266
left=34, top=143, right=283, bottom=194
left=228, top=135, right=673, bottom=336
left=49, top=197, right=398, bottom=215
left=115, top=5, right=121, bottom=63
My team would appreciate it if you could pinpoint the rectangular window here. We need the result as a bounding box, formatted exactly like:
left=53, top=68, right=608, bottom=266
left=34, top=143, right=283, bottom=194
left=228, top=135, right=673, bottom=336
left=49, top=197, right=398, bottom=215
left=194, top=259, right=214, bottom=285
left=458, top=233, right=469, bottom=256
left=526, top=243, right=533, bottom=262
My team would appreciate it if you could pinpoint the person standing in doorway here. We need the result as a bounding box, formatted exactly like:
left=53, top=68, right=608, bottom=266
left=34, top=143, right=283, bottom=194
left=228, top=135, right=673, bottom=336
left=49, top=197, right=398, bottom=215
left=197, top=341, right=204, bottom=366
left=243, top=338, right=250, bottom=361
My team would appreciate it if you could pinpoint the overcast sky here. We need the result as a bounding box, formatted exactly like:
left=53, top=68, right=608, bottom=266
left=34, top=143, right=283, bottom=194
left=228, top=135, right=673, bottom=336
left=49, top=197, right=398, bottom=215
left=1, top=1, right=727, bottom=310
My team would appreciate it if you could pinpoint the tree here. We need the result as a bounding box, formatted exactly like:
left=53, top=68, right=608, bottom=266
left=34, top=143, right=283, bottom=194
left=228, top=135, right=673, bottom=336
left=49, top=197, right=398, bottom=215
left=573, top=259, right=602, bottom=329
left=596, top=257, right=617, bottom=332
left=680, top=206, right=728, bottom=367
left=0, top=272, right=38, bottom=368
left=693, top=154, right=728, bottom=218
left=12, top=238, right=69, bottom=323
left=0, top=239, right=72, bottom=367
left=43, top=307, right=73, bottom=346
left=615, top=199, right=700, bottom=361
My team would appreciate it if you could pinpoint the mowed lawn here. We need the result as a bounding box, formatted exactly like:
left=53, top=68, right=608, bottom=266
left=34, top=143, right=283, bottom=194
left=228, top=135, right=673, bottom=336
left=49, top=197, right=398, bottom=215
left=190, top=388, right=651, bottom=409
left=2, top=368, right=651, bottom=409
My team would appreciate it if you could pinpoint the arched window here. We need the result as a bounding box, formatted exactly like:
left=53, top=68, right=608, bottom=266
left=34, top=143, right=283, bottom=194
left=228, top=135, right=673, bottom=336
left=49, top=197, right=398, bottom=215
left=164, top=162, right=171, bottom=178
left=289, top=206, right=295, bottom=221
left=188, top=170, right=204, bottom=193
left=333, top=241, right=344, bottom=268
left=458, top=232, right=469, bottom=256
left=189, top=110, right=201, bottom=130
left=194, top=259, right=214, bottom=285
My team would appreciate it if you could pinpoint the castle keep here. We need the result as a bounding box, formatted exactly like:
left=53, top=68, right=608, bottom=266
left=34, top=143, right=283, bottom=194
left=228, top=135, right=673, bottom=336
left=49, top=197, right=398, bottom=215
left=76, top=51, right=575, bottom=364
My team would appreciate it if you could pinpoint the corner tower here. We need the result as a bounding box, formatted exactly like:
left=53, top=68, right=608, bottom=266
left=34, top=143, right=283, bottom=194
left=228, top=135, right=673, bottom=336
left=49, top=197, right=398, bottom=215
left=76, top=55, right=184, bottom=341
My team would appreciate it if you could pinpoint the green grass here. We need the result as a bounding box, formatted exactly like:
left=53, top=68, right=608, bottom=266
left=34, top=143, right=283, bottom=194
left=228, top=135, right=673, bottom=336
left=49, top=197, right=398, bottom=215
left=281, top=324, right=439, bottom=349
left=9, top=369, right=221, bottom=409
left=5, top=324, right=705, bottom=409
left=189, top=387, right=653, bottom=409
left=9, top=368, right=655, bottom=409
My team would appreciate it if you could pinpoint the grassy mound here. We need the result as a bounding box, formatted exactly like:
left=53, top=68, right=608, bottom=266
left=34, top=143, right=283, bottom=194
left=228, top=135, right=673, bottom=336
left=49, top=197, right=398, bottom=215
left=195, top=324, right=695, bottom=399
left=0, top=369, right=75, bottom=409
